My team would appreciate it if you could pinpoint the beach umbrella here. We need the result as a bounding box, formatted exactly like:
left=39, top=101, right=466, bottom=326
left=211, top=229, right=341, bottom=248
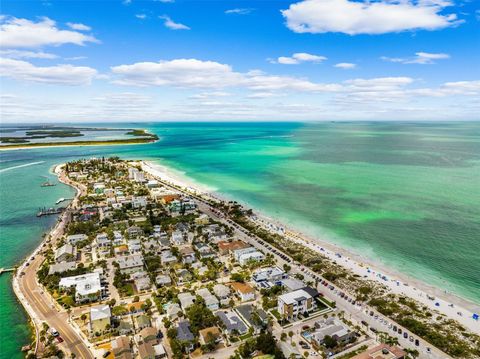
left=473, top=313, right=479, bottom=320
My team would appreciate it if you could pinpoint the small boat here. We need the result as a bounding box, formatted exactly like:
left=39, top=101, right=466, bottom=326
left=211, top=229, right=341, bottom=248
left=41, top=180, right=56, bottom=187
left=55, top=198, right=65, bottom=204
left=40, top=175, right=56, bottom=187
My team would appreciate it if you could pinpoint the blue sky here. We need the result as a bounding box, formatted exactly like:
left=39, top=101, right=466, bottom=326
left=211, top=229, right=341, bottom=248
left=1, top=0, right=479, bottom=122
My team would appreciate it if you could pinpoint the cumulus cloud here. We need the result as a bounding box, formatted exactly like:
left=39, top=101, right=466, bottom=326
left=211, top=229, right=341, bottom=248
left=412, top=80, right=480, bottom=96
left=334, top=62, right=356, bottom=69
left=159, top=15, right=190, bottom=30
left=0, top=49, right=58, bottom=59
left=281, top=0, right=461, bottom=35
left=0, top=16, right=98, bottom=48
left=225, top=8, right=254, bottom=15
left=111, top=59, right=241, bottom=87
left=110, top=58, right=340, bottom=92
left=0, top=58, right=97, bottom=85
left=66, top=22, right=91, bottom=31
left=271, top=52, right=327, bottom=64
left=381, top=52, right=450, bottom=64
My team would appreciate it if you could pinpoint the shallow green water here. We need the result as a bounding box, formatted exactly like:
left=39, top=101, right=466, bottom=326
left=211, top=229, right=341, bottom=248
left=1, top=122, right=479, bottom=357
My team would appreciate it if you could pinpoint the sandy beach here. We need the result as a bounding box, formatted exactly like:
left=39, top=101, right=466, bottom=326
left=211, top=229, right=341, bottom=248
left=142, top=159, right=480, bottom=335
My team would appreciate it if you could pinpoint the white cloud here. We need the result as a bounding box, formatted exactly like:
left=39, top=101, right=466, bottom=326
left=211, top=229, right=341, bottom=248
left=271, top=52, right=327, bottom=65
left=225, top=8, right=254, bottom=15
left=136, top=14, right=147, bottom=20
left=381, top=52, right=450, bottom=64
left=411, top=80, right=480, bottom=96
left=0, top=49, right=58, bottom=59
left=66, top=22, right=91, bottom=31
left=159, top=15, right=190, bottom=30
left=247, top=92, right=284, bottom=99
left=190, top=91, right=231, bottom=99
left=334, top=62, right=356, bottom=69
left=0, top=58, right=97, bottom=85
left=281, top=0, right=461, bottom=35
left=110, top=58, right=340, bottom=92
left=111, top=59, right=241, bottom=87
left=0, top=16, right=98, bottom=48
left=64, top=56, right=87, bottom=61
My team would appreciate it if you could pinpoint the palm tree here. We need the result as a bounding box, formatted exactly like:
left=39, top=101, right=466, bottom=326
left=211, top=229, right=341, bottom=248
left=405, top=348, right=419, bottom=359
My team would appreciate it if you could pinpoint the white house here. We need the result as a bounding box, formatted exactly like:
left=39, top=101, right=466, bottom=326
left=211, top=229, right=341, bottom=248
left=196, top=288, right=219, bottom=311
left=213, top=284, right=231, bottom=306
left=238, top=251, right=265, bottom=266
left=55, top=244, right=76, bottom=263
left=59, top=272, right=105, bottom=303
left=178, top=292, right=195, bottom=310
left=117, top=254, right=144, bottom=274
left=66, top=234, right=88, bottom=245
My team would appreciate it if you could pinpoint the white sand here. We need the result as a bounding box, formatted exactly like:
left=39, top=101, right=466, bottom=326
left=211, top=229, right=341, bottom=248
left=142, top=159, right=480, bottom=335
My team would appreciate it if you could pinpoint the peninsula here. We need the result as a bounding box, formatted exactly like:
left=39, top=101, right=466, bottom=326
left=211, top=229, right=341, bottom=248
left=0, top=127, right=159, bottom=150
left=13, top=157, right=480, bottom=359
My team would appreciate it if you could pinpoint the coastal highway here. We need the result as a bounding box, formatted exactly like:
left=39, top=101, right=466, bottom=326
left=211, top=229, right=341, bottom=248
left=17, top=253, right=93, bottom=359
left=14, top=168, right=93, bottom=359
left=142, top=164, right=451, bottom=359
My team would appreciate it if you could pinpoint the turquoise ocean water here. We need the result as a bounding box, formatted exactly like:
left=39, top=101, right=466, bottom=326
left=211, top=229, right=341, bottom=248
left=1, top=122, right=479, bottom=357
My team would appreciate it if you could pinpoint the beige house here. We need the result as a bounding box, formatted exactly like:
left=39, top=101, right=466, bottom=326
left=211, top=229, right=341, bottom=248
left=199, top=326, right=222, bottom=345
left=277, top=289, right=314, bottom=321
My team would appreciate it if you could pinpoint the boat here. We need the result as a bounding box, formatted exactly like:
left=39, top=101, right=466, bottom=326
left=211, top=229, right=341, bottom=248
left=55, top=198, right=65, bottom=204
left=41, top=180, right=56, bottom=187
left=40, top=175, right=56, bottom=187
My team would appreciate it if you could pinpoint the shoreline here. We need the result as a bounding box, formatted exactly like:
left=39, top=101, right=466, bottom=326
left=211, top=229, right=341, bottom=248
left=0, top=138, right=158, bottom=151
left=11, top=163, right=83, bottom=356
left=142, top=159, right=480, bottom=334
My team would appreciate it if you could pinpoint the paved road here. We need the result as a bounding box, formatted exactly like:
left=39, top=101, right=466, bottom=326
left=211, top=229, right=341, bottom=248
left=144, top=168, right=450, bottom=359
left=15, top=169, right=94, bottom=359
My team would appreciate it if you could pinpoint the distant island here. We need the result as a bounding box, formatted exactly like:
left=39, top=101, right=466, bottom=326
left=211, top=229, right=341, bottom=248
left=0, top=126, right=158, bottom=150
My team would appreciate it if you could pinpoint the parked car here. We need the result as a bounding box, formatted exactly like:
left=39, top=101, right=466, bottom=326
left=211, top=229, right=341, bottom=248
left=403, top=332, right=408, bottom=339
left=102, top=351, right=111, bottom=358
left=300, top=342, right=311, bottom=349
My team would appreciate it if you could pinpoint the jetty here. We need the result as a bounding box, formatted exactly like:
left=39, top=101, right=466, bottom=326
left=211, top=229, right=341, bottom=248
left=55, top=197, right=72, bottom=204
left=36, top=207, right=65, bottom=217
left=0, top=267, right=15, bottom=276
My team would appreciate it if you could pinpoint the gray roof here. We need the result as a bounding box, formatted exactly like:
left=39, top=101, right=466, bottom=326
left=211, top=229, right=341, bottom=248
left=176, top=321, right=194, bottom=341
left=236, top=304, right=267, bottom=328
left=216, top=311, right=248, bottom=334
left=49, top=261, right=76, bottom=275
left=117, top=254, right=144, bottom=270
